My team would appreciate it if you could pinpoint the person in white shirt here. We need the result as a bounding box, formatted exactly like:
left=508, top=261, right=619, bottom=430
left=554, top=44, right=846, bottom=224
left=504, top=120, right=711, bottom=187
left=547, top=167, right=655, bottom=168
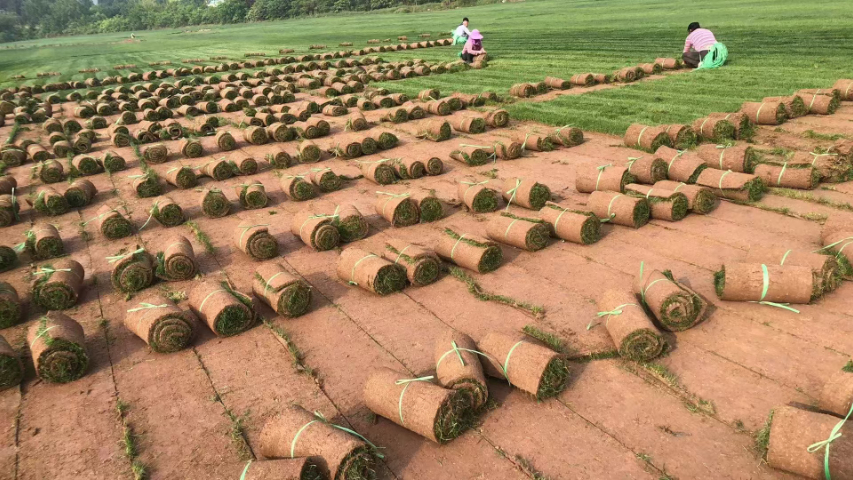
left=452, top=18, right=471, bottom=45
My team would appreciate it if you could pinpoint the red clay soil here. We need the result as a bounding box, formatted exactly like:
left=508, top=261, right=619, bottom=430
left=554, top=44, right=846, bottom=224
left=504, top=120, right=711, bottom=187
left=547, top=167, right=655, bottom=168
left=1, top=83, right=853, bottom=480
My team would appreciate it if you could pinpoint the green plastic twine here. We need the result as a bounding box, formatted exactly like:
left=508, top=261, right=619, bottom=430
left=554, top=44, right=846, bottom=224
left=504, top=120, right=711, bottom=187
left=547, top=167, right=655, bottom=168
left=349, top=254, right=377, bottom=286
left=626, top=157, right=642, bottom=173
left=603, top=194, right=623, bottom=223
left=751, top=263, right=800, bottom=313
left=127, top=302, right=168, bottom=313
left=504, top=179, right=522, bottom=211
left=239, top=460, right=252, bottom=480
left=392, top=245, right=412, bottom=264
left=138, top=201, right=159, bottom=231
left=806, top=402, right=853, bottom=480
left=638, top=261, right=667, bottom=304
left=716, top=144, right=728, bottom=170
left=667, top=150, right=686, bottom=173
left=810, top=152, right=838, bottom=166
left=594, top=164, right=612, bottom=191
left=395, top=376, right=435, bottom=424
left=449, top=233, right=468, bottom=260
left=500, top=341, right=524, bottom=385
left=107, top=247, right=145, bottom=264
left=238, top=224, right=270, bottom=246
left=780, top=249, right=792, bottom=266
left=30, top=325, right=57, bottom=348
left=717, top=170, right=733, bottom=193
left=776, top=163, right=788, bottom=186
left=33, top=267, right=72, bottom=277
left=289, top=411, right=384, bottom=459
left=635, top=126, right=649, bottom=149
left=377, top=191, right=409, bottom=217
left=814, top=237, right=853, bottom=258
left=588, top=303, right=637, bottom=330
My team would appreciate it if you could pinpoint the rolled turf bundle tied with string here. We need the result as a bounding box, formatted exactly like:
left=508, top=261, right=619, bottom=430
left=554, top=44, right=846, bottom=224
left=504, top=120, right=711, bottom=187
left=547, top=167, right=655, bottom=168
left=575, top=164, right=634, bottom=194
left=390, top=158, right=426, bottom=180
left=416, top=119, right=451, bottom=142
left=746, top=247, right=841, bottom=295
left=0, top=176, right=16, bottom=195
left=409, top=191, right=443, bottom=223
left=695, top=144, right=758, bottom=173
left=334, top=204, right=369, bottom=243
left=434, top=330, right=488, bottom=409
left=819, top=370, right=853, bottom=418
left=309, top=168, right=342, bottom=193
left=155, top=235, right=197, bottom=281
left=594, top=289, right=665, bottom=361
left=142, top=143, right=169, bottom=164
left=252, top=263, right=312, bottom=318
left=740, top=101, right=788, bottom=126
left=0, top=245, right=16, bottom=273
left=478, top=332, right=570, bottom=400
left=625, top=154, right=668, bottom=184
left=32, top=259, right=84, bottom=310
left=268, top=122, right=297, bottom=142
left=291, top=209, right=340, bottom=251
left=502, top=177, right=551, bottom=210
left=363, top=367, right=474, bottom=443
left=655, top=57, right=682, bottom=69
left=35, top=159, right=64, bottom=183
left=371, top=131, right=398, bottom=150
left=570, top=73, right=596, bottom=86
left=450, top=145, right=489, bottom=166
left=0, top=193, right=18, bottom=226
left=540, top=203, right=600, bottom=244
left=551, top=125, right=584, bottom=147
left=714, top=263, right=818, bottom=310
left=215, top=130, right=237, bottom=151
left=27, top=313, right=89, bottom=384
left=436, top=227, right=503, bottom=273
left=109, top=247, right=155, bottom=294
left=691, top=116, right=736, bottom=143
left=452, top=115, right=486, bottom=134
left=788, top=151, right=852, bottom=183
left=655, top=146, right=708, bottom=184
left=198, top=157, right=234, bottom=181
left=165, top=165, right=198, bottom=189
left=653, top=180, right=718, bottom=214
left=753, top=163, right=820, bottom=190
left=92, top=207, right=134, bottom=240
left=101, top=150, right=126, bottom=172
left=696, top=168, right=766, bottom=202
left=280, top=174, right=318, bottom=201
left=24, top=224, right=64, bottom=260
left=484, top=109, right=510, bottom=128
left=124, top=295, right=195, bottom=353
left=515, top=132, right=554, bottom=153
left=0, top=334, right=23, bottom=389
left=235, top=222, right=279, bottom=260
left=706, top=112, right=755, bottom=140
left=31, top=186, right=68, bottom=216
left=588, top=191, right=651, bottom=228
left=660, top=124, right=698, bottom=150
left=235, top=183, right=269, bottom=209
left=795, top=91, right=840, bottom=115
left=243, top=125, right=269, bottom=145
left=624, top=124, right=672, bottom=153
left=64, top=179, right=97, bottom=208
left=145, top=197, right=184, bottom=228
left=374, top=192, right=420, bottom=227
left=382, top=238, right=441, bottom=286
left=0, top=282, right=21, bottom=329
left=763, top=96, right=808, bottom=118
left=634, top=264, right=707, bottom=331
left=834, top=79, right=853, bottom=101
left=625, top=184, right=689, bottom=221
left=189, top=280, right=256, bottom=337
left=179, top=137, right=204, bottom=158
left=71, top=154, right=102, bottom=176
left=486, top=212, right=550, bottom=251
left=221, top=459, right=325, bottom=480
left=819, top=228, right=853, bottom=280
left=297, top=141, right=322, bottom=163
left=766, top=406, right=853, bottom=479
left=259, top=405, right=379, bottom=480
left=200, top=188, right=230, bottom=218
left=336, top=247, right=407, bottom=295
left=131, top=172, right=162, bottom=198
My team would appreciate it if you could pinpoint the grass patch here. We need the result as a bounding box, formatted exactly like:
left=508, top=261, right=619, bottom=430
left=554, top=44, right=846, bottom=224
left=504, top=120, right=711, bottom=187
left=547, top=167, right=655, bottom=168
left=514, top=455, right=551, bottom=480
left=768, top=187, right=853, bottom=212
left=522, top=325, right=568, bottom=354
left=755, top=410, right=774, bottom=460
left=843, top=360, right=853, bottom=373
left=571, top=350, right=621, bottom=362
left=262, top=319, right=318, bottom=380
left=446, top=266, right=544, bottom=318
left=731, top=200, right=828, bottom=223
left=185, top=221, right=215, bottom=255
left=116, top=398, right=147, bottom=480
left=223, top=407, right=253, bottom=461
left=802, top=130, right=846, bottom=141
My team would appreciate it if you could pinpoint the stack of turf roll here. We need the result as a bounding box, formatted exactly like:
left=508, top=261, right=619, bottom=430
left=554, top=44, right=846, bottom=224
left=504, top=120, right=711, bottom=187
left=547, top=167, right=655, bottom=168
left=434, top=330, right=488, bottom=409
left=215, top=130, right=237, bottom=151
left=201, top=188, right=231, bottom=218
left=595, top=290, right=665, bottom=361
left=109, top=247, right=155, bottom=293
left=124, top=295, right=195, bottom=353
left=198, top=157, right=234, bottom=181
left=787, top=150, right=852, bottom=183
left=0, top=333, right=23, bottom=389
left=259, top=405, right=378, bottom=480
left=692, top=116, right=736, bottom=142
left=291, top=209, right=340, bottom=251
left=587, top=191, right=651, bottom=228
left=763, top=96, right=807, bottom=118
left=27, top=313, right=88, bottom=383
left=706, top=112, right=755, bottom=140
left=146, top=197, right=184, bottom=228
left=0, top=282, right=21, bottom=329
left=540, top=203, right=600, bottom=244
left=634, top=264, right=707, bottom=331
left=235, top=222, right=278, bottom=260
left=280, top=173, right=318, bottom=201
left=765, top=406, right=853, bottom=479
left=503, top=177, right=551, bottom=210
left=32, top=259, right=84, bottom=310
left=486, top=212, right=550, bottom=251
left=30, top=186, right=67, bottom=216
left=819, top=220, right=852, bottom=280
left=652, top=180, right=718, bottom=214
left=436, top=227, right=503, bottom=273
left=695, top=168, right=765, bottom=202
left=624, top=124, right=672, bottom=153
left=409, top=191, right=443, bottom=222
left=189, top=280, right=256, bottom=337
left=714, top=263, right=818, bottom=310
left=795, top=90, right=840, bottom=115
left=252, top=263, right=312, bottom=317
left=25, top=224, right=64, bottom=259
left=364, top=367, right=474, bottom=443
left=381, top=239, right=441, bottom=286
left=478, top=332, right=570, bottom=400
left=655, top=146, right=708, bottom=183
left=624, top=184, right=690, bottom=221
left=740, top=101, right=787, bottom=125
left=235, top=183, right=268, bottom=209
left=64, top=179, right=97, bottom=208
left=334, top=204, right=369, bottom=243
left=165, top=165, right=197, bottom=189
left=746, top=247, right=841, bottom=294
left=753, top=163, right=820, bottom=189
left=575, top=164, right=634, bottom=193
left=625, top=154, right=668, bottom=184
left=375, top=192, right=420, bottom=227
left=336, top=247, right=406, bottom=295
left=155, top=235, right=197, bottom=281
left=416, top=119, right=452, bottom=142
left=131, top=172, right=162, bottom=198
left=695, top=144, right=757, bottom=173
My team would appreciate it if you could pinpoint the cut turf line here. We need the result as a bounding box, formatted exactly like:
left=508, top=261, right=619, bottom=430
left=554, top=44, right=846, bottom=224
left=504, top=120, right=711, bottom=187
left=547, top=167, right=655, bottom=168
left=622, top=360, right=716, bottom=417
left=514, top=455, right=552, bottom=480
left=802, top=130, right=846, bottom=141
left=185, top=221, right=216, bottom=255
left=262, top=319, right=319, bottom=381
left=768, top=187, right=853, bottom=212
left=754, top=410, right=774, bottom=461
left=522, top=325, right=568, bottom=354
left=730, top=200, right=828, bottom=223
left=446, top=266, right=545, bottom=318
left=115, top=398, right=148, bottom=480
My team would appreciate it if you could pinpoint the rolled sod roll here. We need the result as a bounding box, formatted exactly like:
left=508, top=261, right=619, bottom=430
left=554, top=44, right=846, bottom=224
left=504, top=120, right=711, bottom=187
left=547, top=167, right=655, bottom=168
left=789, top=151, right=852, bottom=183
left=297, top=141, right=322, bottom=163
left=0, top=176, right=15, bottom=195
left=235, top=223, right=279, bottom=260
left=31, top=186, right=68, bottom=216
left=655, top=57, right=682, bottom=69
left=576, top=165, right=632, bottom=193
left=570, top=73, right=595, bottom=86
left=199, top=158, right=234, bottom=181
left=64, top=179, right=97, bottom=208
left=101, top=150, right=126, bottom=172
left=486, top=213, right=550, bottom=251
left=746, top=247, right=841, bottom=295
left=625, top=155, right=668, bottom=184
left=110, top=248, right=155, bottom=293
left=696, top=168, right=765, bottom=202
left=741, top=101, right=787, bottom=126
left=624, top=124, right=671, bottom=153
left=382, top=239, right=440, bottom=286
left=819, top=370, right=853, bottom=418
left=243, top=125, right=269, bottom=145
left=695, top=144, right=756, bottom=173
left=71, top=154, right=102, bottom=176
left=424, top=157, right=443, bottom=176
left=625, top=184, right=689, bottom=221
left=124, top=295, right=195, bottom=353
left=540, top=203, right=600, bottom=244
left=201, top=188, right=231, bottom=218
left=509, top=83, right=537, bottom=98
left=652, top=180, right=718, bottom=214
left=26, top=224, right=64, bottom=259
left=141, top=143, right=168, bottom=164
left=28, top=143, right=50, bottom=163
left=154, top=235, right=197, bottom=281
left=502, top=178, right=551, bottom=210
left=754, top=164, right=820, bottom=190
left=492, top=140, right=523, bottom=160
left=0, top=334, right=23, bottom=389
left=163, top=165, right=197, bottom=189
left=0, top=246, right=15, bottom=273
left=596, top=290, right=665, bottom=361
left=798, top=88, right=841, bottom=102
left=176, top=138, right=203, bottom=159
left=1, top=148, right=25, bottom=168
left=111, top=132, right=132, bottom=147
left=588, top=191, right=651, bottom=228
left=436, top=227, right=503, bottom=273
left=36, top=159, right=64, bottom=184
left=336, top=247, right=406, bottom=295
left=706, top=112, right=755, bottom=140
left=551, top=125, right=583, bottom=147
left=634, top=268, right=707, bottom=331
left=795, top=92, right=840, bottom=115
left=308, top=168, right=341, bottom=193
left=267, top=122, right=297, bottom=142
left=189, top=280, right=256, bottom=336
left=714, top=263, right=817, bottom=304
left=252, top=263, right=311, bottom=317
left=364, top=367, right=473, bottom=443
left=478, top=332, right=570, bottom=399
left=266, top=149, right=295, bottom=169
left=410, top=191, right=442, bottom=223
left=544, top=76, right=570, bottom=89
left=450, top=146, right=489, bottom=166
left=259, top=405, right=378, bottom=480
left=132, top=174, right=162, bottom=198
left=452, top=116, right=486, bottom=135
left=334, top=204, right=369, bottom=243
left=516, top=133, right=554, bottom=153
left=0, top=195, right=17, bottom=227
left=328, top=141, right=362, bottom=159
left=652, top=146, right=707, bottom=184
left=764, top=96, right=807, bottom=118
left=292, top=209, right=340, bottom=251
left=27, top=313, right=89, bottom=383
left=639, top=63, right=662, bottom=75
left=220, top=459, right=324, bottom=479
left=147, top=196, right=184, bottom=227
left=0, top=282, right=21, bottom=329
left=345, top=112, right=368, bottom=132
left=434, top=330, right=488, bottom=409
left=767, top=406, right=853, bottom=479
left=372, top=131, right=398, bottom=150
left=834, top=79, right=853, bottom=101
left=375, top=193, right=420, bottom=227
left=235, top=183, right=269, bottom=209
left=691, top=116, right=736, bottom=142
left=484, top=109, right=510, bottom=128
left=359, top=137, right=379, bottom=156
left=280, top=175, right=318, bottom=201
left=417, top=119, right=452, bottom=142
left=390, top=158, right=425, bottom=180
left=819, top=231, right=853, bottom=280
left=215, top=130, right=237, bottom=151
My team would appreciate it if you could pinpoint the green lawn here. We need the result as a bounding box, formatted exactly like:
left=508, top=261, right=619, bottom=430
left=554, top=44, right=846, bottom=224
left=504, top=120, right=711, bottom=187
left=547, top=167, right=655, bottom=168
left=1, top=0, right=851, bottom=134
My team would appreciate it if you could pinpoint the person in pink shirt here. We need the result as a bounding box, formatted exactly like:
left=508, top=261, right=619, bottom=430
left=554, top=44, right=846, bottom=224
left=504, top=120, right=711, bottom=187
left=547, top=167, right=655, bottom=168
left=682, top=22, right=717, bottom=68
left=461, top=29, right=486, bottom=64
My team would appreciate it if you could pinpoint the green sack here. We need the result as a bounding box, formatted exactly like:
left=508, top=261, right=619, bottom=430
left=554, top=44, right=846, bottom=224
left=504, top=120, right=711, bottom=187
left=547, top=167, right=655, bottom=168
left=697, top=42, right=728, bottom=69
